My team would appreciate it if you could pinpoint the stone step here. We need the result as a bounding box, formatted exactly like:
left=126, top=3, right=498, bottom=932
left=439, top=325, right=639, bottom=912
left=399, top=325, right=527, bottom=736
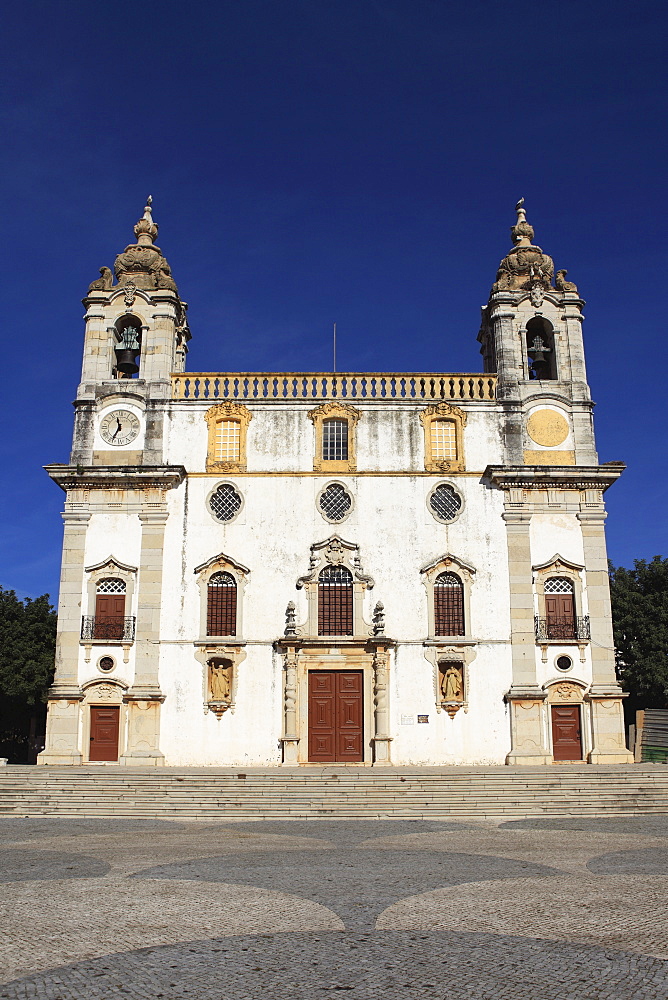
left=1, top=765, right=667, bottom=820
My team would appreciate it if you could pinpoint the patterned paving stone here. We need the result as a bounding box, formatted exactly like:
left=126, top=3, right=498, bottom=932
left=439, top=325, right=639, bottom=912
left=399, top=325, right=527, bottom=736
left=0, top=819, right=188, bottom=842
left=587, top=848, right=668, bottom=874
left=501, top=816, right=668, bottom=837
left=0, top=850, right=110, bottom=881
left=2, top=931, right=667, bottom=1000
left=135, top=850, right=559, bottom=929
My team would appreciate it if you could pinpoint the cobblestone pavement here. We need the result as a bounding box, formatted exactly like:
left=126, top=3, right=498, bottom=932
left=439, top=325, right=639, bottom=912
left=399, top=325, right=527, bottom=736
left=0, top=815, right=667, bottom=998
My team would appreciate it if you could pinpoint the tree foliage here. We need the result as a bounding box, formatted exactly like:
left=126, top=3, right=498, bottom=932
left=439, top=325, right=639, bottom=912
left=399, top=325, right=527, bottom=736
left=0, top=587, right=56, bottom=704
left=610, top=556, right=668, bottom=708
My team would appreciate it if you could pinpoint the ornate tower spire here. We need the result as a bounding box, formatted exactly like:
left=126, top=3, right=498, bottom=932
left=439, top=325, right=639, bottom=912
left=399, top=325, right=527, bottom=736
left=134, top=195, right=159, bottom=246
left=492, top=199, right=554, bottom=293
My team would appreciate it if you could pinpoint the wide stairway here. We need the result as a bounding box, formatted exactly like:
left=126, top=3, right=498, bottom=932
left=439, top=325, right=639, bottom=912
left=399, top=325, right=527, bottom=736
left=1, top=765, right=668, bottom=820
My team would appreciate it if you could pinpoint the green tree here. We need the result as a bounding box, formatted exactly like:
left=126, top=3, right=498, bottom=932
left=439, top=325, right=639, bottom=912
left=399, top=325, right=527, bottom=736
left=610, top=556, right=668, bottom=708
left=0, top=588, right=56, bottom=702
left=0, top=588, right=56, bottom=763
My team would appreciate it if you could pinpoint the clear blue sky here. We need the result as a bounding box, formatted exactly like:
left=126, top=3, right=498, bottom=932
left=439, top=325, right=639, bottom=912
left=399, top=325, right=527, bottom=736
left=1, top=0, right=665, bottom=601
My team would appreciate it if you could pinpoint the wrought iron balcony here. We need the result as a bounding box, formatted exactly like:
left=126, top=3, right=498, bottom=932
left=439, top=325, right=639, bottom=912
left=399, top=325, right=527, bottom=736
left=534, top=616, right=591, bottom=642
left=81, top=616, right=136, bottom=642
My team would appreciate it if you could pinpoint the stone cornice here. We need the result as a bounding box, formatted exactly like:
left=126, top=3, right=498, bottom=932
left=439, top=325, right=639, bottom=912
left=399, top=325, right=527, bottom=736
left=484, top=463, right=625, bottom=492
left=45, top=464, right=186, bottom=492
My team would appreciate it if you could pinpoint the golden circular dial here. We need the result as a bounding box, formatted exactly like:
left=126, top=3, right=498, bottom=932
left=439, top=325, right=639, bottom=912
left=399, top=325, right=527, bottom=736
left=99, top=409, right=141, bottom=446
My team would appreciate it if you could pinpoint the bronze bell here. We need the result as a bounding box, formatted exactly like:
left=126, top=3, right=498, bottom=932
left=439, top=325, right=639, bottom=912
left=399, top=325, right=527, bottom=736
left=114, top=326, right=141, bottom=376
left=114, top=349, right=139, bottom=376
left=528, top=334, right=549, bottom=363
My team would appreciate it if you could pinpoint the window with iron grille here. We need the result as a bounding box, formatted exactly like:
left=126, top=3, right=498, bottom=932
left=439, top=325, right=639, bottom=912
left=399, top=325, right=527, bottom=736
left=544, top=577, right=574, bottom=595
left=214, top=419, right=241, bottom=462
left=319, top=483, right=352, bottom=522
left=96, top=578, right=126, bottom=594
left=207, top=572, right=237, bottom=636
left=209, top=483, right=242, bottom=522
left=429, top=483, right=463, bottom=522
left=322, top=419, right=348, bottom=461
left=318, top=565, right=353, bottom=635
left=434, top=572, right=465, bottom=635
left=431, top=420, right=457, bottom=463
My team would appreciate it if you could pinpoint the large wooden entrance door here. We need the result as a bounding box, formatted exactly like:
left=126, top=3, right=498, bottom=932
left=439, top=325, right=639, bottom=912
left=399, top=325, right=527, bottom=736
left=551, top=704, right=582, bottom=761
left=89, top=706, right=120, bottom=762
left=308, top=671, right=363, bottom=762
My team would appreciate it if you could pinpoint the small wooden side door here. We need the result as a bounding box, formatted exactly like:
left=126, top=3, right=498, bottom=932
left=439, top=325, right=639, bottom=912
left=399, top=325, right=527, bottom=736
left=89, top=706, right=120, bottom=762
left=551, top=704, right=582, bottom=761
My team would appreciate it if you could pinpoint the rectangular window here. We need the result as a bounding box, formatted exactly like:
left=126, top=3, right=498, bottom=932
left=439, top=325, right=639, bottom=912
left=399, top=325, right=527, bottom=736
left=323, top=419, right=348, bottom=461
left=207, top=582, right=237, bottom=635
left=214, top=420, right=241, bottom=463
left=318, top=584, right=353, bottom=635
left=431, top=420, right=457, bottom=462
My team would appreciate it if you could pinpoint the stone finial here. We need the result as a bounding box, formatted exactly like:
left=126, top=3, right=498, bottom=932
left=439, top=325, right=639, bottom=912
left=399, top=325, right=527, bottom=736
left=511, top=197, right=535, bottom=247
left=372, top=601, right=385, bottom=636
left=284, top=601, right=297, bottom=637
left=492, top=199, right=554, bottom=293
left=134, top=195, right=159, bottom=246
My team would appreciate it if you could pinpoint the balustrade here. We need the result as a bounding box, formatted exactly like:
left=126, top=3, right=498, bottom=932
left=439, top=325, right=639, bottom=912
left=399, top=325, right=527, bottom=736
left=172, top=372, right=497, bottom=401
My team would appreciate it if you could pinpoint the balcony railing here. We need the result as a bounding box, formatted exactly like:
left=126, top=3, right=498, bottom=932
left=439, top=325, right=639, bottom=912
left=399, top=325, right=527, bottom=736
left=81, top=616, right=136, bottom=642
left=172, top=372, right=497, bottom=402
left=534, top=616, right=591, bottom=642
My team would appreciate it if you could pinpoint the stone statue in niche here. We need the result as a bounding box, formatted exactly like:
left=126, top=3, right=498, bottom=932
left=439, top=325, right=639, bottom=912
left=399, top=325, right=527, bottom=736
left=209, top=660, right=232, bottom=703
left=439, top=663, right=464, bottom=718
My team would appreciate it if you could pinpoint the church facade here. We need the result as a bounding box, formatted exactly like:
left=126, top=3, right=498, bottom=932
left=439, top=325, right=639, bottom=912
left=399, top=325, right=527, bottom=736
left=39, top=199, right=633, bottom=767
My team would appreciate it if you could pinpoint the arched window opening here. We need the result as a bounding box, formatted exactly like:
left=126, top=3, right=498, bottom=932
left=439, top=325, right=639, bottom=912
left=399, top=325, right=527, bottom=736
left=434, top=572, right=465, bottom=636
left=207, top=572, right=237, bottom=636
left=526, top=318, right=557, bottom=380
left=214, top=419, right=241, bottom=464
left=544, top=577, right=575, bottom=639
left=94, top=578, right=126, bottom=640
left=323, top=419, right=348, bottom=462
left=113, top=316, right=142, bottom=379
left=318, top=565, right=353, bottom=636
left=430, top=420, right=457, bottom=465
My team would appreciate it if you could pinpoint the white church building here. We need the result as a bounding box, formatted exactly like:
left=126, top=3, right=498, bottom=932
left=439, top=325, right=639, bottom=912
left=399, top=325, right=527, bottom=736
left=39, top=199, right=633, bottom=767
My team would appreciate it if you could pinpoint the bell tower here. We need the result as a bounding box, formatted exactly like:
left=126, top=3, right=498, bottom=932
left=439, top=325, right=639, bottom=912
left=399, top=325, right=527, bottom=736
left=73, top=198, right=191, bottom=466
left=481, top=201, right=632, bottom=765
left=478, top=199, right=596, bottom=466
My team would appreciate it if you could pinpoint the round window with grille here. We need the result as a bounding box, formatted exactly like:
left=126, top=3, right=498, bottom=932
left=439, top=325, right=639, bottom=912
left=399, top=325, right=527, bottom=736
left=428, top=483, right=463, bottom=523
left=208, top=483, right=243, bottom=522
left=319, top=482, right=353, bottom=522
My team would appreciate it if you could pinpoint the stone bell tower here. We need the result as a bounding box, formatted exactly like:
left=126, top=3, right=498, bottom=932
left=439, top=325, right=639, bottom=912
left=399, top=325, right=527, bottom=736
left=481, top=201, right=632, bottom=765
left=38, top=200, right=189, bottom=766
left=72, top=197, right=191, bottom=467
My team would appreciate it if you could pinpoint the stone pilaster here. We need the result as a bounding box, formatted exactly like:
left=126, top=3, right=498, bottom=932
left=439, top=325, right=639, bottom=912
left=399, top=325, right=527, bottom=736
left=120, top=506, right=168, bottom=765
left=503, top=508, right=552, bottom=764
left=372, top=647, right=392, bottom=764
left=578, top=508, right=633, bottom=763
left=281, top=647, right=299, bottom=764
left=38, top=509, right=89, bottom=765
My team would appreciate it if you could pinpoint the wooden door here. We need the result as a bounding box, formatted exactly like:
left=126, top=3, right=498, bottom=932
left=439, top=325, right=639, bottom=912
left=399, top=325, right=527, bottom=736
left=545, top=594, right=575, bottom=639
left=551, top=704, right=582, bottom=761
left=308, top=671, right=363, bottom=762
left=89, top=706, right=120, bottom=762
left=95, top=594, right=126, bottom=640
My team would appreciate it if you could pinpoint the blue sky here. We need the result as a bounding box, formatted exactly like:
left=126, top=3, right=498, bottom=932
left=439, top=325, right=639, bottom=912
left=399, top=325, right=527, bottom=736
left=1, top=0, right=666, bottom=600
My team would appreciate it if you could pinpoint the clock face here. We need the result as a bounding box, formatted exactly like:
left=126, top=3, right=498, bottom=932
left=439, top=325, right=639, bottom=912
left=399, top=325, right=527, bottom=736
left=99, top=409, right=141, bottom=446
